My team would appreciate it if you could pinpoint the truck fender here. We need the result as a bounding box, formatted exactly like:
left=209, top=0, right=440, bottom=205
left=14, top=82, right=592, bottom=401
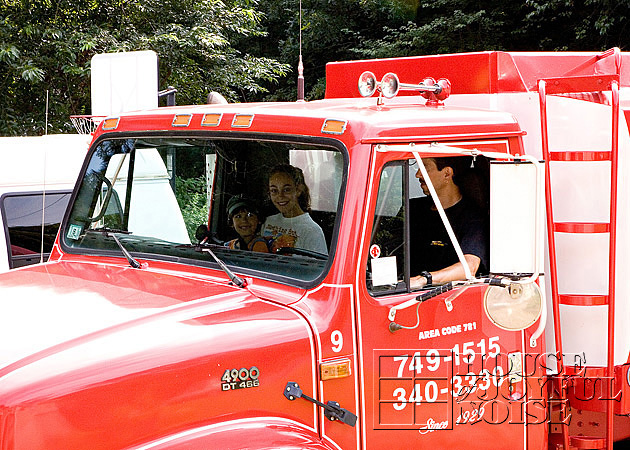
left=125, top=417, right=340, bottom=450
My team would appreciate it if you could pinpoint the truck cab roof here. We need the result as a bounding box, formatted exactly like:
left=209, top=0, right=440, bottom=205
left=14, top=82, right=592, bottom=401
left=99, top=96, right=522, bottom=144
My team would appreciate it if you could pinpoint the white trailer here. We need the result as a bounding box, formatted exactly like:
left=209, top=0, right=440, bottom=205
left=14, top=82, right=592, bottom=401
left=0, top=134, right=90, bottom=271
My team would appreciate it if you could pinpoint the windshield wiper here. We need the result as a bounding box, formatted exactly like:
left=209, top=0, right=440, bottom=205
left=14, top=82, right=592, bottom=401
left=91, top=226, right=131, bottom=234
left=190, top=243, right=246, bottom=288
left=88, top=228, right=141, bottom=269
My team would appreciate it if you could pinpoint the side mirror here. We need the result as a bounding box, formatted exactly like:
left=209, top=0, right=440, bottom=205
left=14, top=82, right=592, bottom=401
left=489, top=161, right=543, bottom=276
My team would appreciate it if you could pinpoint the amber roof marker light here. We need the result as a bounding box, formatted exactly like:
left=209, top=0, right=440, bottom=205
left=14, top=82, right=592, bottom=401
left=201, top=113, right=222, bottom=127
left=232, top=114, right=254, bottom=128
left=321, top=119, right=347, bottom=135
left=357, top=71, right=451, bottom=106
left=172, top=114, right=192, bottom=127
left=101, top=117, right=120, bottom=130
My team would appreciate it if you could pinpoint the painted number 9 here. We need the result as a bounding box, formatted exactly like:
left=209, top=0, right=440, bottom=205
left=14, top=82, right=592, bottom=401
left=331, top=330, right=343, bottom=353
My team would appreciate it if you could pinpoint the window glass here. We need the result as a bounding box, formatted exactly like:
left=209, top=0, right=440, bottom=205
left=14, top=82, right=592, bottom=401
left=63, top=137, right=345, bottom=286
left=366, top=163, right=407, bottom=294
left=2, top=192, right=72, bottom=268
left=366, top=155, right=490, bottom=296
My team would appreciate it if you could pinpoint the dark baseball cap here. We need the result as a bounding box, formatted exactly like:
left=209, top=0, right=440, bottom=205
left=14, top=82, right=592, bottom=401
left=226, top=195, right=258, bottom=217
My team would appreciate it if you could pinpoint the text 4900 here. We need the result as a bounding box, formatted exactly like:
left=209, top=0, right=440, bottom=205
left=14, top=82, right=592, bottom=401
left=221, top=366, right=260, bottom=391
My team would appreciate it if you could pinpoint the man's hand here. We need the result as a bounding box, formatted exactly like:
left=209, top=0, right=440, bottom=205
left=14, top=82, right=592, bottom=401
left=410, top=254, right=480, bottom=290
left=410, top=274, right=429, bottom=290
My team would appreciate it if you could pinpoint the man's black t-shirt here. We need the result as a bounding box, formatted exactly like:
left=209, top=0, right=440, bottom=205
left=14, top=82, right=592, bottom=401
left=409, top=196, right=488, bottom=276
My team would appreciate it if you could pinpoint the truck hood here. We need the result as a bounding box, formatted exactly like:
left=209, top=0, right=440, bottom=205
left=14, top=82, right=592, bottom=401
left=0, top=261, right=242, bottom=371
left=0, top=261, right=318, bottom=450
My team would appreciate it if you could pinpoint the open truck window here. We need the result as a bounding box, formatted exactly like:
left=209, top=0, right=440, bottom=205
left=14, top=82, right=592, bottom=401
left=63, top=136, right=344, bottom=286
left=366, top=155, right=490, bottom=296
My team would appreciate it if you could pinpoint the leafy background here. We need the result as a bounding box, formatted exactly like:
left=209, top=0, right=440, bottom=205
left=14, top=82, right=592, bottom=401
left=2, top=0, right=629, bottom=136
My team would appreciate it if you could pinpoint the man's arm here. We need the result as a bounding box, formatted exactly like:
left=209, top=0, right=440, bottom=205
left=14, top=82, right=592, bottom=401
left=410, top=254, right=480, bottom=290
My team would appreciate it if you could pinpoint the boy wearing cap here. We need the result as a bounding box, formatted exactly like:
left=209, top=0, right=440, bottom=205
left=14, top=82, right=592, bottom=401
left=225, top=195, right=270, bottom=253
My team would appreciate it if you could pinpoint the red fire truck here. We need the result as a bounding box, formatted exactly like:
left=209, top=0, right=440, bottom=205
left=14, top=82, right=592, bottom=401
left=0, top=48, right=628, bottom=450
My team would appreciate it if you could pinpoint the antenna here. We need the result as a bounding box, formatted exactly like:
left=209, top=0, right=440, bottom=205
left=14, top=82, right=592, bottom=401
left=45, top=90, right=49, bottom=135
left=296, top=0, right=305, bottom=101
left=40, top=90, right=49, bottom=263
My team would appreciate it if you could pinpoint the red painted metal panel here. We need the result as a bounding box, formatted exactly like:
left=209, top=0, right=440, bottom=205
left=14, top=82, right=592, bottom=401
left=325, top=52, right=520, bottom=98
left=354, top=149, right=545, bottom=450
left=553, top=222, right=610, bottom=233
left=548, top=151, right=611, bottom=162
left=94, top=101, right=522, bottom=149
left=566, top=365, right=630, bottom=415
left=571, top=436, right=607, bottom=449
left=0, top=261, right=317, bottom=450
left=124, top=418, right=340, bottom=450
left=325, top=50, right=630, bottom=99
left=558, top=294, right=608, bottom=306
left=539, top=75, right=619, bottom=95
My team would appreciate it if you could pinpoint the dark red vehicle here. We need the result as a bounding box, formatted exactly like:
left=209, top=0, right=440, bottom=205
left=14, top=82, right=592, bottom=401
left=1, top=49, right=629, bottom=449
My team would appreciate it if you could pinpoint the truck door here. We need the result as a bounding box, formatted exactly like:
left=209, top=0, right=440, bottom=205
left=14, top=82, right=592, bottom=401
left=355, top=143, right=547, bottom=449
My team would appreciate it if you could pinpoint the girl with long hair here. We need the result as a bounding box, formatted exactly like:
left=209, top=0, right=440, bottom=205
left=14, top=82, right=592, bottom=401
left=261, top=164, right=327, bottom=255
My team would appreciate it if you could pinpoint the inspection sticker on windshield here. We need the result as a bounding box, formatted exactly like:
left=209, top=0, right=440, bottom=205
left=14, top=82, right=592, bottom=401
left=371, top=256, right=397, bottom=286
left=221, top=366, right=260, bottom=391
left=67, top=224, right=83, bottom=240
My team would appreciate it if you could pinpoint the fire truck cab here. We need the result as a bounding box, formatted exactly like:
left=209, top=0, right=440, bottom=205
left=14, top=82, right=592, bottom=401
left=0, top=49, right=628, bottom=450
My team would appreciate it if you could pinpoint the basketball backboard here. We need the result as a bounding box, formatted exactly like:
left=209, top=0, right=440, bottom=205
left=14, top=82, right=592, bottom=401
left=91, top=50, right=159, bottom=116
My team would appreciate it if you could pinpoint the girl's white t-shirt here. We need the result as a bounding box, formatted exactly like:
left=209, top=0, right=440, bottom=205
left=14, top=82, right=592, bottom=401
left=261, top=212, right=328, bottom=255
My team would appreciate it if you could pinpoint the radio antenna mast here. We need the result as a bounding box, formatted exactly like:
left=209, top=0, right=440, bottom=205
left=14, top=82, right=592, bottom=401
left=40, top=90, right=49, bottom=263
left=296, top=0, right=305, bottom=101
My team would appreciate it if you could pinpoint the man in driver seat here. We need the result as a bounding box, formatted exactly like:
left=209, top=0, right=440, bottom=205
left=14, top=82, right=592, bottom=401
left=409, top=156, right=488, bottom=290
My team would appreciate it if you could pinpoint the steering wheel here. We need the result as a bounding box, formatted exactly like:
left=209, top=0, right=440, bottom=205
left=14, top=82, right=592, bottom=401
left=275, top=246, right=328, bottom=260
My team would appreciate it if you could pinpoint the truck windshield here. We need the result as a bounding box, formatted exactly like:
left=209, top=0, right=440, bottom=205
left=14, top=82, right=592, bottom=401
left=62, top=136, right=345, bottom=285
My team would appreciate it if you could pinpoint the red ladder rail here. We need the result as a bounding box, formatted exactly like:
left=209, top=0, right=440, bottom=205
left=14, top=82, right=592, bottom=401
left=538, top=47, right=621, bottom=450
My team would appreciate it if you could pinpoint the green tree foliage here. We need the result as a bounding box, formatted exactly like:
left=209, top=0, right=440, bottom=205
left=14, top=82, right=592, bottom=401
left=354, top=0, right=630, bottom=58
left=252, top=0, right=416, bottom=101
left=348, top=1, right=526, bottom=60
left=519, top=0, right=630, bottom=50
left=251, top=0, right=630, bottom=101
left=174, top=175, right=208, bottom=242
left=2, top=0, right=630, bottom=134
left=0, top=0, right=289, bottom=135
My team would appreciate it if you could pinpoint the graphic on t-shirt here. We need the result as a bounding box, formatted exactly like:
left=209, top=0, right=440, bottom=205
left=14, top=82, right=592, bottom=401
left=264, top=224, right=298, bottom=252
left=261, top=212, right=328, bottom=255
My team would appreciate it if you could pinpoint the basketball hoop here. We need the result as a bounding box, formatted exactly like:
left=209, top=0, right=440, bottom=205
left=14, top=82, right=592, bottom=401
left=70, top=115, right=105, bottom=134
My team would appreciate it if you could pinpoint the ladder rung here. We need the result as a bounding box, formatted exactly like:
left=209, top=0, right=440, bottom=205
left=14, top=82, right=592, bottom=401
left=541, top=74, right=619, bottom=95
left=548, top=151, right=611, bottom=161
left=564, top=365, right=608, bottom=377
left=569, top=436, right=606, bottom=449
left=559, top=294, right=608, bottom=306
left=554, top=222, right=609, bottom=233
